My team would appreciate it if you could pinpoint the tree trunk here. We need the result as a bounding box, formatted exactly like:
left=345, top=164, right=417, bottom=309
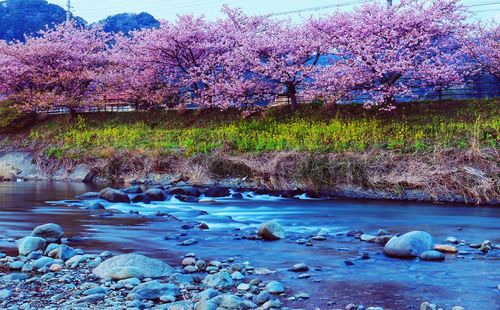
left=287, top=83, right=299, bottom=109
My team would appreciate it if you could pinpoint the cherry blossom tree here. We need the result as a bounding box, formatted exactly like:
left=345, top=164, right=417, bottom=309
left=310, top=0, right=470, bottom=108
left=462, top=22, right=500, bottom=78
left=0, top=22, right=111, bottom=114
left=240, top=17, right=324, bottom=107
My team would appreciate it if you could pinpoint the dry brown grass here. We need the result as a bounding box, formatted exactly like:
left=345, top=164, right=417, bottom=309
left=32, top=147, right=499, bottom=204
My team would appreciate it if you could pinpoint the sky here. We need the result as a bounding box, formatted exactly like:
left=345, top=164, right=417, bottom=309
left=47, top=0, right=500, bottom=23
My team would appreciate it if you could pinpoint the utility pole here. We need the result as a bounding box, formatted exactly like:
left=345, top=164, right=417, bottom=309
left=387, top=0, right=393, bottom=6
left=66, top=0, right=72, bottom=22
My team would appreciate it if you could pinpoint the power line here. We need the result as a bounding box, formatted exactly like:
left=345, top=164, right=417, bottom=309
left=269, top=0, right=370, bottom=17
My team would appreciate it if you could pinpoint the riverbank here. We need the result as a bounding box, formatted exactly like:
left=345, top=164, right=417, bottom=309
left=0, top=99, right=498, bottom=204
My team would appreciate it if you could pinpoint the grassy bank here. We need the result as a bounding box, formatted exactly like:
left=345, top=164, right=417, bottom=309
left=7, top=98, right=498, bottom=158
left=1, top=99, right=498, bottom=204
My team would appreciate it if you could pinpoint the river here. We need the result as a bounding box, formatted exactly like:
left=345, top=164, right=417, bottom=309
left=0, top=182, right=499, bottom=309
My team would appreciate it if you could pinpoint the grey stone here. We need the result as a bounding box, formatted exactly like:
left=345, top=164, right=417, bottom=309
left=0, top=289, right=12, bottom=300
left=126, top=280, right=180, bottom=301
left=16, top=236, right=46, bottom=256
left=68, top=164, right=92, bottom=182
left=0, top=152, right=36, bottom=179
left=31, top=223, right=64, bottom=243
left=384, top=231, right=434, bottom=258
left=9, top=261, right=24, bottom=270
left=419, top=250, right=445, bottom=261
left=1, top=273, right=28, bottom=281
left=202, top=271, right=233, bottom=289
left=110, top=266, right=144, bottom=280
left=87, top=201, right=105, bottom=210
left=144, top=188, right=166, bottom=201
left=74, top=293, right=105, bottom=304
left=209, top=294, right=256, bottom=310
left=33, top=257, right=55, bottom=269
left=258, top=221, right=285, bottom=240
left=98, top=188, right=130, bottom=203
left=289, top=263, right=309, bottom=272
left=265, top=281, right=285, bottom=294
left=93, top=253, right=174, bottom=279
left=83, top=287, right=107, bottom=296
left=56, top=244, right=77, bottom=261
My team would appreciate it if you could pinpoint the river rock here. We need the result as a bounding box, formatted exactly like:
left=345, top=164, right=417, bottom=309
left=110, top=266, right=144, bottom=280
left=258, top=221, right=285, bottom=240
left=98, top=188, right=130, bottom=203
left=445, top=236, right=459, bottom=244
left=87, top=201, right=105, bottom=210
left=360, top=234, right=378, bottom=242
left=254, top=291, right=271, bottom=305
left=202, top=271, right=233, bottom=289
left=419, top=250, right=445, bottom=261
left=289, top=263, right=309, bottom=272
left=68, top=164, right=92, bottom=182
left=209, top=294, right=257, bottom=310
left=31, top=223, right=64, bottom=243
left=204, top=187, right=230, bottom=197
left=79, top=192, right=99, bottom=199
left=262, top=299, right=283, bottom=309
left=0, top=289, right=12, bottom=300
left=56, top=244, right=77, bottom=261
left=383, top=231, right=434, bottom=258
left=434, top=244, right=458, bottom=253
left=1, top=273, right=28, bottom=282
left=123, top=186, right=143, bottom=194
left=144, top=188, right=166, bottom=201
left=9, top=261, right=23, bottom=270
left=131, top=194, right=151, bottom=204
left=16, top=236, right=46, bottom=256
left=169, top=186, right=200, bottom=197
left=265, top=281, right=285, bottom=294
left=93, top=253, right=174, bottom=279
left=34, top=256, right=55, bottom=269
left=479, top=240, right=491, bottom=253
left=126, top=280, right=180, bottom=301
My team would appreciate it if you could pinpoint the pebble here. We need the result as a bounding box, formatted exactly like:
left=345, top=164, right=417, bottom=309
left=237, top=283, right=250, bottom=291
left=434, top=244, right=458, bottom=253
left=179, top=239, right=197, bottom=246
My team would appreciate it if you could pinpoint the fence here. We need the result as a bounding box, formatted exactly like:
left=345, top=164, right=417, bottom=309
left=34, top=75, right=500, bottom=115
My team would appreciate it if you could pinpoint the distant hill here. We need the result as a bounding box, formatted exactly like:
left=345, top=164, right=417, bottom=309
left=0, top=1, right=159, bottom=42
left=98, top=12, right=160, bottom=34
left=0, top=0, right=86, bottom=42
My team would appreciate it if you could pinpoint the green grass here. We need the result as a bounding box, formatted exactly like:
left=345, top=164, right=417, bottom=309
left=22, top=99, right=500, bottom=158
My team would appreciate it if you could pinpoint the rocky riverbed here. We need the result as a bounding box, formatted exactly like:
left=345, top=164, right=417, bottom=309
left=0, top=183, right=499, bottom=309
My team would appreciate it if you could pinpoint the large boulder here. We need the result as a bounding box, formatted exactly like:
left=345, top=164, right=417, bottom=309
left=31, top=223, right=64, bottom=243
left=16, top=236, right=46, bottom=256
left=93, top=253, right=174, bottom=279
left=258, top=221, right=285, bottom=240
left=126, top=280, right=180, bottom=301
left=204, top=187, right=230, bottom=198
left=383, top=231, right=434, bottom=258
left=98, top=188, right=130, bottom=203
left=144, top=188, right=167, bottom=201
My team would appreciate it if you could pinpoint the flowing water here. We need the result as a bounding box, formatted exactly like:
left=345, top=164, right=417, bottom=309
left=0, top=182, right=499, bottom=309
